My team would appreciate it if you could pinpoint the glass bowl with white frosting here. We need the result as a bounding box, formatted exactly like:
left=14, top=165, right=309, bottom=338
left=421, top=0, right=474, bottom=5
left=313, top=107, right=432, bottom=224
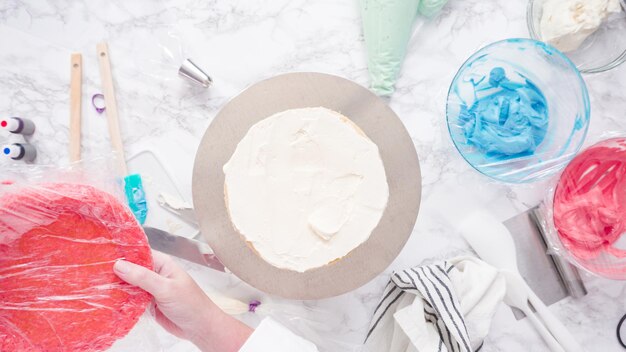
left=527, top=0, right=626, bottom=73
left=446, top=38, right=590, bottom=183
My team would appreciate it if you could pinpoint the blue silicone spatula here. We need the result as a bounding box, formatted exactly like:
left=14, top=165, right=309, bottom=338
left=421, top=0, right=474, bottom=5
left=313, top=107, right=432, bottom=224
left=97, top=42, right=147, bottom=224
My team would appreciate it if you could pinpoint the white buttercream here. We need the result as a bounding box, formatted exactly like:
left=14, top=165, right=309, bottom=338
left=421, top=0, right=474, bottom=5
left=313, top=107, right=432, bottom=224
left=223, top=107, right=389, bottom=272
left=540, top=0, right=621, bottom=52
left=157, top=192, right=192, bottom=210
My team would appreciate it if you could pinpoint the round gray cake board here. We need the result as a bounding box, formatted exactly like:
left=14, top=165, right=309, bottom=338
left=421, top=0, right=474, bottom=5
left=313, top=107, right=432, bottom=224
left=192, top=72, right=421, bottom=299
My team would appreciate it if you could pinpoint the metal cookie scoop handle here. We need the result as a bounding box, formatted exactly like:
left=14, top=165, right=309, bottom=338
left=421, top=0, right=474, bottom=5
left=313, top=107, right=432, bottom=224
left=459, top=210, right=585, bottom=352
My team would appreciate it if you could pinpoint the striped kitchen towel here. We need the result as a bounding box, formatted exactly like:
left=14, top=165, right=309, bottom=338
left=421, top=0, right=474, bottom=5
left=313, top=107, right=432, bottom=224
left=364, top=256, right=505, bottom=352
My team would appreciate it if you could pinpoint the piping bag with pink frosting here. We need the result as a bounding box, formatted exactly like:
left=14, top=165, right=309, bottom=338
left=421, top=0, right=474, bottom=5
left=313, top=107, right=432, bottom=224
left=360, top=0, right=449, bottom=96
left=553, top=138, right=626, bottom=274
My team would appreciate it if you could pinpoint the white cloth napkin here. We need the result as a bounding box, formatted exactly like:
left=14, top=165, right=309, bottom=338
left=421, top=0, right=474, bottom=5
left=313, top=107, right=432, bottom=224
left=364, top=256, right=505, bottom=352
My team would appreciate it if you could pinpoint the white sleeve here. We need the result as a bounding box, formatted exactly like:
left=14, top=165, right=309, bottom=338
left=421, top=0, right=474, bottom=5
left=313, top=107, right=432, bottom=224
left=239, top=318, right=319, bottom=352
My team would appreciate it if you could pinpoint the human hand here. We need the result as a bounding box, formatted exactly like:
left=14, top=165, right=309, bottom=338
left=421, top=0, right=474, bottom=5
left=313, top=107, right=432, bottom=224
left=113, top=251, right=253, bottom=352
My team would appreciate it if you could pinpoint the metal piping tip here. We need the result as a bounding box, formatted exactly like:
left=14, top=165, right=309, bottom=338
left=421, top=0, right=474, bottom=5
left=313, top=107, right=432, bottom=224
left=178, top=58, right=213, bottom=88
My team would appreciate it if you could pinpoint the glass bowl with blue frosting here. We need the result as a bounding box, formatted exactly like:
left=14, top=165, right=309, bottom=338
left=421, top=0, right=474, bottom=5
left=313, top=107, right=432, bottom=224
left=446, top=38, right=590, bottom=183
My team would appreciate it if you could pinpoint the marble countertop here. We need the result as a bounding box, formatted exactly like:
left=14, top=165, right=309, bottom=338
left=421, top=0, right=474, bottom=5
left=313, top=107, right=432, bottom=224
left=2, top=0, right=626, bottom=351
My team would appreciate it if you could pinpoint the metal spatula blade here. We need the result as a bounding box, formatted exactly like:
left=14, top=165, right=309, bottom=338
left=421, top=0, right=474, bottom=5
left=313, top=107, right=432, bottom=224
left=144, top=227, right=225, bottom=272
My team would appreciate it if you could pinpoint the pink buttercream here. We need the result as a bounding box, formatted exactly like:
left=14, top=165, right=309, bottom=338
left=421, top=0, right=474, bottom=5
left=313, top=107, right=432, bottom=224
left=553, top=138, right=626, bottom=271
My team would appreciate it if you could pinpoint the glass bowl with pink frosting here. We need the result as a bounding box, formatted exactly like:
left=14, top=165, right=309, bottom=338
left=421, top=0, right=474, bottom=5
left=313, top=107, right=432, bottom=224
left=550, top=137, right=626, bottom=279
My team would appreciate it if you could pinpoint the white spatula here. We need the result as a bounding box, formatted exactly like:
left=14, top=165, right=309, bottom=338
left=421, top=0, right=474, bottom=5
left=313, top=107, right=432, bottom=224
left=458, top=210, right=585, bottom=352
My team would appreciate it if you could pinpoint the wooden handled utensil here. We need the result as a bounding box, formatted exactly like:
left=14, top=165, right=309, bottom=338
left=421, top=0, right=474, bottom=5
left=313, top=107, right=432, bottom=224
left=69, top=53, right=82, bottom=162
left=97, top=42, right=147, bottom=224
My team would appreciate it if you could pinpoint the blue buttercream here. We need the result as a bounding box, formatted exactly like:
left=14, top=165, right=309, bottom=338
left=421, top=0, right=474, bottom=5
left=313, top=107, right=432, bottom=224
left=458, top=67, right=549, bottom=156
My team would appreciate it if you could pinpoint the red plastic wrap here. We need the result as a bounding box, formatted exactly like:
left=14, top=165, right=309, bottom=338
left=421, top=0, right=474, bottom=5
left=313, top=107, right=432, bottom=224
left=0, top=183, right=153, bottom=351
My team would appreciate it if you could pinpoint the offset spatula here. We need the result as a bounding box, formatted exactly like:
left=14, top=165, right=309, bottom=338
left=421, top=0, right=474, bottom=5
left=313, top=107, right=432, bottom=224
left=144, top=227, right=225, bottom=272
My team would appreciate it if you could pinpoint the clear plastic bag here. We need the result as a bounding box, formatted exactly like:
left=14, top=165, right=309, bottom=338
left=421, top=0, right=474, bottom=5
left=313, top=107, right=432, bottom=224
left=539, top=136, right=626, bottom=280
left=0, top=159, right=164, bottom=352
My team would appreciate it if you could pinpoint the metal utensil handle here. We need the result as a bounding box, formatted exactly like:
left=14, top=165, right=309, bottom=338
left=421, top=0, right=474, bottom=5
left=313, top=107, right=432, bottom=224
left=530, top=206, right=587, bottom=298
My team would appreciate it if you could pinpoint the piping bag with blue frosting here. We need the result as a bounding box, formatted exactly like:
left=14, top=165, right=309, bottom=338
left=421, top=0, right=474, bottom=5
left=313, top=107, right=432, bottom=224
left=97, top=42, right=148, bottom=224
left=360, top=0, right=449, bottom=96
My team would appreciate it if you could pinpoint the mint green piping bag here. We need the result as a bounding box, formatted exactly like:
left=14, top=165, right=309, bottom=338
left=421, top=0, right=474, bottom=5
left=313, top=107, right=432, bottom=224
left=419, top=0, right=449, bottom=18
left=360, top=0, right=420, bottom=96
left=360, top=0, right=450, bottom=96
